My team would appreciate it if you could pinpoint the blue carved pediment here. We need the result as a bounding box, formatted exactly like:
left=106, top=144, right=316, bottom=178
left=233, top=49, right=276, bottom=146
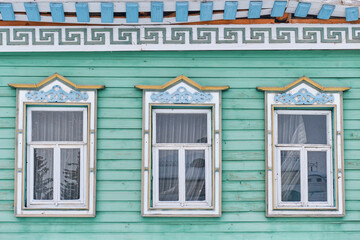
left=274, top=88, right=334, bottom=105
left=151, top=87, right=213, bottom=104
left=25, top=85, right=88, bottom=102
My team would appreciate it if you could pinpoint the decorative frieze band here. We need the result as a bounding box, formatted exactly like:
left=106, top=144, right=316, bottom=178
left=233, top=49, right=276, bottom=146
left=274, top=88, right=334, bottom=105
left=0, top=24, right=360, bottom=51
left=25, top=85, right=88, bottom=102
left=151, top=87, right=213, bottom=104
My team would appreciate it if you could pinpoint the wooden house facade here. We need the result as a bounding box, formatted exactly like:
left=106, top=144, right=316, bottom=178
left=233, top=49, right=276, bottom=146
left=0, top=0, right=359, bottom=239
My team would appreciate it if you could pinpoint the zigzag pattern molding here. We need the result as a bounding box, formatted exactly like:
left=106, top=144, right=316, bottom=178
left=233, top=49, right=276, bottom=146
left=1, top=25, right=360, bottom=51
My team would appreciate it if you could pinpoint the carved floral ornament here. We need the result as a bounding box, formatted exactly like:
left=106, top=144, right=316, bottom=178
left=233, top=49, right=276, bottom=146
left=135, top=75, right=229, bottom=103
left=9, top=73, right=105, bottom=102
left=274, top=88, right=334, bottom=105
left=257, top=76, right=350, bottom=105
left=25, top=85, right=89, bottom=103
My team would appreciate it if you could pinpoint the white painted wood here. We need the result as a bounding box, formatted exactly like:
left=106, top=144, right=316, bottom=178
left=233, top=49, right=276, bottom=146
left=265, top=81, right=345, bottom=217
left=1, top=24, right=360, bottom=52
left=142, top=81, right=222, bottom=216
left=15, top=79, right=98, bottom=217
left=151, top=109, right=212, bottom=209
left=26, top=107, right=87, bottom=209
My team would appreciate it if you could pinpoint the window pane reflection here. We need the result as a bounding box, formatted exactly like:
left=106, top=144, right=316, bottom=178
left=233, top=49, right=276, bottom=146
left=281, top=151, right=301, bottom=202
left=159, top=150, right=179, bottom=201
left=34, top=148, right=54, bottom=200
left=185, top=150, right=206, bottom=201
left=308, top=151, right=327, bottom=202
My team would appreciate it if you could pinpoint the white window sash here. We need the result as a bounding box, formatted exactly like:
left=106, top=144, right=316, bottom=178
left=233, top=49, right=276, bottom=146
left=274, top=110, right=334, bottom=209
left=152, top=108, right=212, bottom=209
left=26, top=107, right=88, bottom=209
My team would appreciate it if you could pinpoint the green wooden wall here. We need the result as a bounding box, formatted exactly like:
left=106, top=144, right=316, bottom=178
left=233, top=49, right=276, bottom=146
left=0, top=51, right=359, bottom=239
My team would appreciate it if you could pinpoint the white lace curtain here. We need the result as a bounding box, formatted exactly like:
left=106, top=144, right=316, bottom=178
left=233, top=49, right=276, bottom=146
left=278, top=115, right=307, bottom=201
left=157, top=113, right=207, bottom=202
left=32, top=111, right=82, bottom=201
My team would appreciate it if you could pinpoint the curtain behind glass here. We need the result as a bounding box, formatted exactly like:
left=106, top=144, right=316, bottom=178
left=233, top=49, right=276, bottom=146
left=159, top=150, right=179, bottom=201
left=278, top=114, right=327, bottom=144
left=34, top=148, right=54, bottom=200
left=278, top=115, right=307, bottom=144
left=185, top=150, right=206, bottom=201
left=60, top=149, right=81, bottom=200
left=156, top=113, right=207, bottom=143
left=32, top=111, right=83, bottom=141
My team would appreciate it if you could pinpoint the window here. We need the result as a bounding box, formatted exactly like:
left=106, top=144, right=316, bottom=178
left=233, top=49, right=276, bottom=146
left=10, top=73, right=104, bottom=217
left=274, top=110, right=333, bottom=208
left=27, top=107, right=87, bottom=209
left=135, top=75, right=229, bottom=216
left=258, top=76, right=349, bottom=217
left=152, top=109, right=212, bottom=209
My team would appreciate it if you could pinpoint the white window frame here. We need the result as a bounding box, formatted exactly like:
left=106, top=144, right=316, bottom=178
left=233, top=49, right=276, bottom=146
left=152, top=109, right=212, bottom=209
left=274, top=110, right=334, bottom=209
left=11, top=74, right=102, bottom=217
left=26, top=107, right=88, bottom=209
left=259, top=77, right=347, bottom=217
left=137, top=77, right=226, bottom=217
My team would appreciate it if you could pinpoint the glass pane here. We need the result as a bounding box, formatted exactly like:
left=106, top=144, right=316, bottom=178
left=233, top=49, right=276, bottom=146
left=278, top=114, right=327, bottom=144
left=159, top=150, right=179, bottom=201
left=185, top=150, right=206, bottom=201
left=156, top=113, right=208, bottom=143
left=33, top=148, right=54, bottom=200
left=32, top=111, right=83, bottom=141
left=60, top=149, right=81, bottom=200
left=281, top=151, right=301, bottom=202
left=308, top=151, right=327, bottom=202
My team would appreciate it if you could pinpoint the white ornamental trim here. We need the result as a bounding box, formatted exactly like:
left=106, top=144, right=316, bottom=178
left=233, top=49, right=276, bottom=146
left=0, top=24, right=360, bottom=51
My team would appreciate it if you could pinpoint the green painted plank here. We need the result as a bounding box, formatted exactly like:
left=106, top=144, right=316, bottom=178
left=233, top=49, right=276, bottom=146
left=0, top=160, right=14, bottom=169
left=97, top=118, right=142, bottom=129
left=97, top=181, right=141, bottom=191
left=96, top=170, right=141, bottom=180
left=97, top=140, right=141, bottom=150
left=222, top=161, right=264, bottom=171
left=223, top=171, right=265, bottom=181
left=222, top=151, right=264, bottom=161
left=0, top=180, right=13, bottom=190
left=0, top=149, right=15, bottom=159
left=98, top=130, right=141, bottom=139
left=0, top=139, right=14, bottom=148
left=0, top=190, right=13, bottom=200
left=0, top=118, right=15, bottom=128
left=97, top=160, right=141, bottom=170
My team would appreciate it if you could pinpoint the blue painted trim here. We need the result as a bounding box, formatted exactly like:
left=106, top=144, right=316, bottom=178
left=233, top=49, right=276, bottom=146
left=24, top=2, right=41, bottom=22
left=271, top=1, right=287, bottom=17
left=126, top=3, right=139, bottom=23
left=224, top=1, right=238, bottom=20
left=346, top=7, right=359, bottom=22
left=317, top=4, right=335, bottom=19
left=0, top=3, right=15, bottom=21
left=151, top=87, right=213, bottom=103
left=200, top=1, right=213, bottom=21
left=294, top=2, right=311, bottom=17
left=75, top=3, right=90, bottom=22
left=25, top=85, right=89, bottom=102
left=50, top=3, right=65, bottom=23
left=248, top=1, right=263, bottom=19
left=176, top=1, right=189, bottom=22
left=151, top=2, right=163, bottom=22
left=101, top=2, right=114, bottom=23
left=274, top=88, right=334, bottom=105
